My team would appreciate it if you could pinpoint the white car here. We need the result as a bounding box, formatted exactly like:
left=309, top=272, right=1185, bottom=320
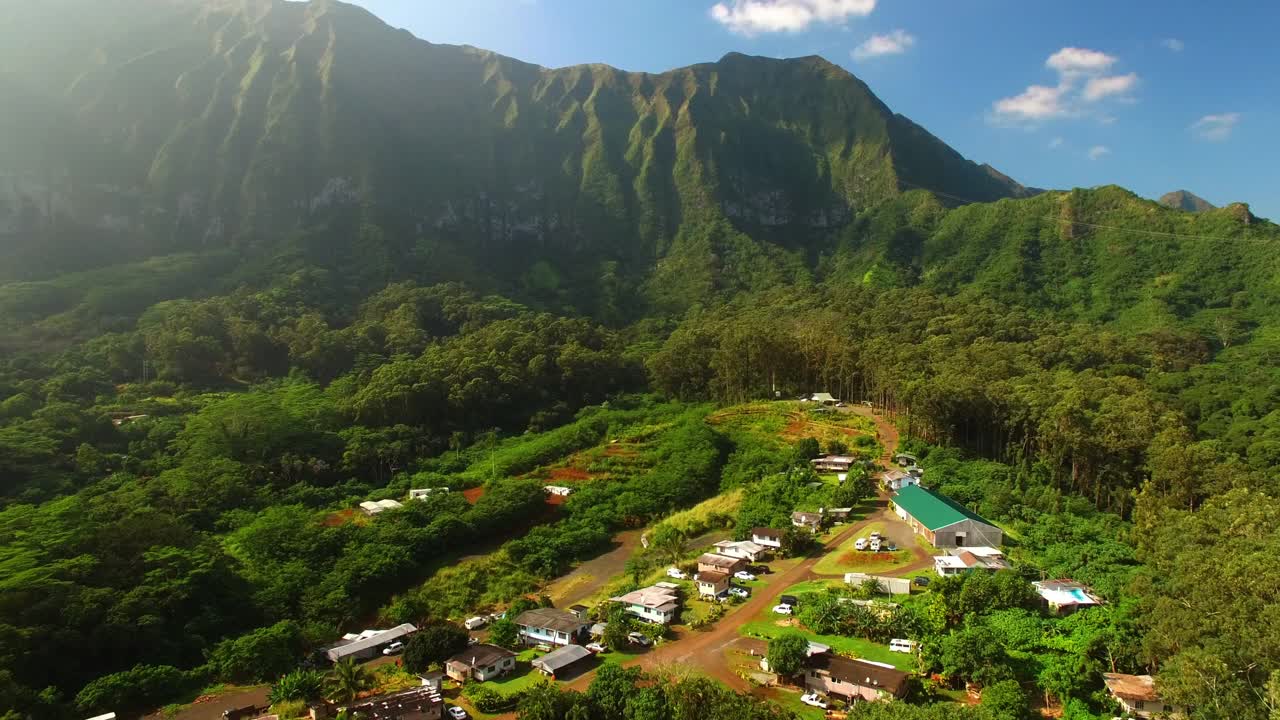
left=666, top=567, right=688, bottom=579
left=733, top=570, right=756, bottom=582
left=627, top=631, right=652, bottom=646
left=448, top=707, right=469, bottom=720
left=464, top=616, right=487, bottom=630
left=800, top=693, right=829, bottom=709
left=854, top=538, right=867, bottom=551
left=729, top=586, right=750, bottom=598
left=772, top=604, right=793, bottom=615
left=869, top=539, right=881, bottom=552
left=585, top=642, right=607, bottom=653
left=382, top=641, right=404, bottom=655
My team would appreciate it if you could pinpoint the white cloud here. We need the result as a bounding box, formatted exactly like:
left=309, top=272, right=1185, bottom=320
left=1191, top=113, right=1240, bottom=141
left=1046, top=47, right=1117, bottom=75
left=991, top=46, right=1136, bottom=125
left=1088, top=145, right=1110, bottom=160
left=1048, top=137, right=1064, bottom=149
left=1161, top=38, right=1185, bottom=52
left=993, top=83, right=1071, bottom=121
left=852, top=29, right=915, bottom=60
left=1082, top=73, right=1138, bottom=102
left=709, top=0, right=876, bottom=35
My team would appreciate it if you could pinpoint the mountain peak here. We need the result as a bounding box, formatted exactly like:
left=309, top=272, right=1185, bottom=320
left=1159, top=190, right=1216, bottom=212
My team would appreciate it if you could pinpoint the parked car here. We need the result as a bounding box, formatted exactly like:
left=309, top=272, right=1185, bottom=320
left=800, top=693, right=829, bottom=709
left=585, top=642, right=607, bottom=653
left=885, top=543, right=898, bottom=552
left=666, top=567, right=688, bottom=579
left=854, top=538, right=867, bottom=551
left=772, top=604, right=793, bottom=615
left=869, top=531, right=882, bottom=541
left=464, top=616, right=487, bottom=630
left=733, top=570, right=756, bottom=582
left=779, top=595, right=799, bottom=607
left=382, top=641, right=405, bottom=656
left=448, top=707, right=469, bottom=720
left=489, top=612, right=506, bottom=621
left=729, top=586, right=750, bottom=598
left=913, top=576, right=931, bottom=587
left=627, top=632, right=652, bottom=647
left=869, top=539, right=881, bottom=552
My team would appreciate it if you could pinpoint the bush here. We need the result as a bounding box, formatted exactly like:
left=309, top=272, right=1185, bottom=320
left=75, top=664, right=197, bottom=716
left=465, top=684, right=521, bottom=713
left=208, top=620, right=305, bottom=683
left=269, top=669, right=325, bottom=704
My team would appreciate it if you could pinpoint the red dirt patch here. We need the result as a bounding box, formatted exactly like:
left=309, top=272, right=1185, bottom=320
left=549, top=466, right=592, bottom=482
left=603, top=444, right=640, bottom=457
left=321, top=508, right=358, bottom=527
left=545, top=493, right=566, bottom=506
left=837, top=551, right=900, bottom=566
left=462, top=487, right=486, bottom=504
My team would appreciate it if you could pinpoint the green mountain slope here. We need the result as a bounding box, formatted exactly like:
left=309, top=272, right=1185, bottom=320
left=0, top=0, right=1027, bottom=303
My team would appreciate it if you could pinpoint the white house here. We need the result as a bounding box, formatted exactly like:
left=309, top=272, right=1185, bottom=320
left=880, top=470, right=920, bottom=492
left=934, top=547, right=1010, bottom=576
left=514, top=608, right=590, bottom=647
left=751, top=527, right=783, bottom=549
left=409, top=488, right=449, bottom=501
left=712, top=540, right=769, bottom=563
left=695, top=570, right=730, bottom=599
left=1033, top=579, right=1103, bottom=615
left=611, top=585, right=681, bottom=624
left=359, top=498, right=404, bottom=516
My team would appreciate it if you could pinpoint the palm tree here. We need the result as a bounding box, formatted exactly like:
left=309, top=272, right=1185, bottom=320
left=327, top=657, right=372, bottom=705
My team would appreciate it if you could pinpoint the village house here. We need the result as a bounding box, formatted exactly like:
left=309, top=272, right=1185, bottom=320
left=826, top=507, right=854, bottom=522
left=791, top=510, right=824, bottom=533
left=610, top=585, right=681, bottom=624
left=712, top=539, right=769, bottom=563
left=811, top=455, right=857, bottom=473
left=880, top=469, right=921, bottom=492
left=808, top=392, right=839, bottom=405
left=891, top=485, right=1003, bottom=548
left=1033, top=579, right=1103, bottom=615
left=514, top=608, right=590, bottom=647
left=445, top=644, right=516, bottom=682
left=1103, top=673, right=1184, bottom=719
left=359, top=498, right=404, bottom=516
left=933, top=546, right=1011, bottom=576
left=532, top=644, right=594, bottom=678
left=695, top=570, right=730, bottom=599
left=696, top=552, right=747, bottom=575
left=751, top=527, right=783, bottom=549
left=324, top=624, right=417, bottom=663
left=801, top=652, right=909, bottom=703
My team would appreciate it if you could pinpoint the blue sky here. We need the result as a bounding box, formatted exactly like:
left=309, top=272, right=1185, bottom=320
left=350, top=0, right=1278, bottom=219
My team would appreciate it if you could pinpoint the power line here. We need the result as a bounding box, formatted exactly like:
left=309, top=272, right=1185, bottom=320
left=894, top=178, right=1271, bottom=245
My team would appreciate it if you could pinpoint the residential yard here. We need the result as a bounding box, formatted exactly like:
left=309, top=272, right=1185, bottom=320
left=739, top=616, right=916, bottom=671
left=764, top=687, right=827, bottom=720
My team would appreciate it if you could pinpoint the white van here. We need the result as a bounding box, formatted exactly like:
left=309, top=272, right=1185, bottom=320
left=464, top=616, right=487, bottom=630
left=869, top=538, right=881, bottom=552
left=854, top=538, right=868, bottom=551
left=889, top=638, right=918, bottom=653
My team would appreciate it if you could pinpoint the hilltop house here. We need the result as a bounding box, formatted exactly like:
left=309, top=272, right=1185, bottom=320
left=751, top=527, right=783, bottom=549
left=791, top=511, right=824, bottom=533
left=1033, top=579, right=1103, bottom=615
left=712, top=540, right=769, bottom=563
left=934, top=547, right=1011, bottom=576
left=881, top=469, right=920, bottom=492
left=695, top=570, right=730, bottom=599
left=409, top=488, right=449, bottom=501
left=611, top=585, right=681, bottom=624
left=891, top=485, right=1002, bottom=548
left=514, top=608, right=589, bottom=647
left=445, top=644, right=516, bottom=682
left=812, top=455, right=857, bottom=473
left=697, top=553, right=747, bottom=575
left=1103, top=673, right=1184, bottom=719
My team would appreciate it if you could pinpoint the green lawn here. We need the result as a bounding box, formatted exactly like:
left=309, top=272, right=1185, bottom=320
left=812, top=522, right=915, bottom=575
left=739, top=618, right=916, bottom=671
left=779, top=579, right=846, bottom=596
left=478, top=662, right=544, bottom=693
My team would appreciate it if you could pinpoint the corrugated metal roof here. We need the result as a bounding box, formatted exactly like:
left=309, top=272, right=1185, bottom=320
left=532, top=644, right=593, bottom=673
left=892, top=485, right=993, bottom=531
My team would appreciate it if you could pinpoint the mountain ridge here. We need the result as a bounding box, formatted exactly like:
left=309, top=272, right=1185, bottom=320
left=0, top=0, right=1029, bottom=302
left=1159, top=189, right=1216, bottom=212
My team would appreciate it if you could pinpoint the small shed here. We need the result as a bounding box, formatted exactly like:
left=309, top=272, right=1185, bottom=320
left=531, top=644, right=593, bottom=677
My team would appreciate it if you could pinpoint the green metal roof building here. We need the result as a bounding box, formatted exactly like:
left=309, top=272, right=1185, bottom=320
left=891, top=485, right=1003, bottom=548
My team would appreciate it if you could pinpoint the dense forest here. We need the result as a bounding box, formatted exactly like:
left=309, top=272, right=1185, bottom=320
left=1, top=2, right=1279, bottom=719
